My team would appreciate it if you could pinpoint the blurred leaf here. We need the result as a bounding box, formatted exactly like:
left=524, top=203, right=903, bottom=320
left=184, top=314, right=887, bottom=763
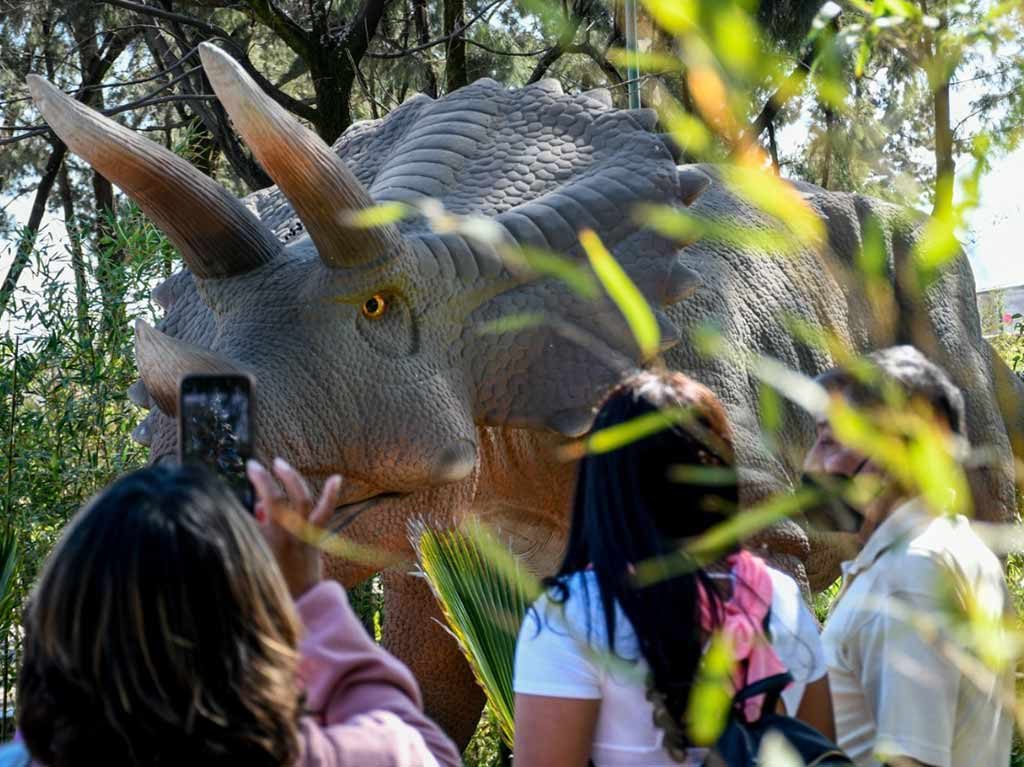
left=668, top=464, right=739, bottom=486
left=633, top=487, right=821, bottom=587
left=905, top=420, right=971, bottom=517
left=854, top=37, right=872, bottom=78
left=646, top=210, right=805, bottom=252
left=640, top=0, right=696, bottom=34
left=653, top=90, right=714, bottom=155
left=759, top=731, right=806, bottom=766
left=713, top=6, right=761, bottom=79
left=688, top=66, right=738, bottom=138
left=579, top=228, right=661, bottom=359
left=636, top=203, right=706, bottom=243
left=457, top=215, right=508, bottom=246
left=686, top=631, right=736, bottom=745
left=342, top=201, right=412, bottom=228
left=687, top=486, right=821, bottom=559
left=505, top=245, right=599, bottom=298
left=568, top=407, right=696, bottom=459
left=719, top=167, right=826, bottom=250
left=913, top=212, right=960, bottom=287
left=759, top=381, right=783, bottom=434
left=280, top=510, right=407, bottom=569
left=880, top=0, right=921, bottom=20
left=828, top=397, right=970, bottom=517
left=857, top=214, right=889, bottom=280
left=751, top=355, right=830, bottom=418
left=476, top=312, right=547, bottom=335
left=608, top=48, right=686, bottom=73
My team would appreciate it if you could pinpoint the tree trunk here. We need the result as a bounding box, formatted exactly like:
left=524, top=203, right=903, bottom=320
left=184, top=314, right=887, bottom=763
left=766, top=119, right=781, bottom=175
left=413, top=0, right=438, bottom=97
left=0, top=144, right=68, bottom=319
left=57, top=161, right=92, bottom=346
left=311, top=58, right=357, bottom=143
left=443, top=0, right=468, bottom=92
left=821, top=106, right=835, bottom=190
left=921, top=5, right=955, bottom=218
left=932, top=77, right=955, bottom=217
left=0, top=12, right=134, bottom=324
left=140, top=26, right=272, bottom=189
left=92, top=172, right=128, bottom=343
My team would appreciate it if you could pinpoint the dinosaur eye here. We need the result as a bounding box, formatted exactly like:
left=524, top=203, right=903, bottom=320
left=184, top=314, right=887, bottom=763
left=361, top=293, right=387, bottom=319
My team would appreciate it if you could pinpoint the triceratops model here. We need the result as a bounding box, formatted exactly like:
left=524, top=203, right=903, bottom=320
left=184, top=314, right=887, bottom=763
left=28, top=43, right=1023, bottom=744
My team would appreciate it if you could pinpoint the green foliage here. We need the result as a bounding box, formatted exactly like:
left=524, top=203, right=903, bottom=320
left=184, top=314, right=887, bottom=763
left=579, top=228, right=661, bottom=360
left=348, top=574, right=385, bottom=641
left=2, top=0, right=1024, bottom=757
left=686, top=632, right=737, bottom=745
left=0, top=528, right=19, bottom=641
left=415, top=521, right=540, bottom=748
left=0, top=524, right=18, bottom=730
left=462, top=707, right=511, bottom=767
left=0, top=203, right=165, bottom=736
left=991, top=316, right=1024, bottom=376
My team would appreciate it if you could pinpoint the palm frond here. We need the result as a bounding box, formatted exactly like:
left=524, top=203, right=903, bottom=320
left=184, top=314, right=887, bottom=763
left=413, top=521, right=541, bottom=747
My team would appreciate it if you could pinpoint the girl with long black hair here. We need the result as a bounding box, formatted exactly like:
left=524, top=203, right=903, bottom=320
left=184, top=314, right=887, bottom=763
left=512, top=371, right=834, bottom=766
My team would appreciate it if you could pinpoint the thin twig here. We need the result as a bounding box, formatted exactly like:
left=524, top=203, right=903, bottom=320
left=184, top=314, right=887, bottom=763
left=100, top=0, right=227, bottom=37
left=0, top=43, right=203, bottom=110
left=365, top=0, right=507, bottom=59
left=465, top=39, right=551, bottom=57
left=0, top=94, right=218, bottom=147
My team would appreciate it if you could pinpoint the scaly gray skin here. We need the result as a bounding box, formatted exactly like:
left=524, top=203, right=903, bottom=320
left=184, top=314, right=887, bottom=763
left=27, top=44, right=1022, bottom=745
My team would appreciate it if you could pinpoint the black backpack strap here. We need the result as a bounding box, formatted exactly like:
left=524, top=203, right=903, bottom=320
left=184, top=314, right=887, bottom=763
left=732, top=672, right=792, bottom=719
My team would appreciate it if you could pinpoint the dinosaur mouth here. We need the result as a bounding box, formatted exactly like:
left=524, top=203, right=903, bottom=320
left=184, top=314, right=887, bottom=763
left=328, top=492, right=405, bottom=533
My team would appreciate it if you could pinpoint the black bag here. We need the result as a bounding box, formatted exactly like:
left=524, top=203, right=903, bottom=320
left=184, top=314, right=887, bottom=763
left=702, top=673, right=854, bottom=767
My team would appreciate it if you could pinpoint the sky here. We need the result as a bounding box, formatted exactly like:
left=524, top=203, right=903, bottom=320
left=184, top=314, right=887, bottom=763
left=965, top=147, right=1024, bottom=291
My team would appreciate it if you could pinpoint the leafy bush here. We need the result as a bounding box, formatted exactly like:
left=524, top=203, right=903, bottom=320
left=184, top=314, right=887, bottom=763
left=0, top=206, right=166, bottom=737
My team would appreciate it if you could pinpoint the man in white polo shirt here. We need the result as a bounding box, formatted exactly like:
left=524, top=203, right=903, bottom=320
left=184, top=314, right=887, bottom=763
left=803, top=346, right=1014, bottom=767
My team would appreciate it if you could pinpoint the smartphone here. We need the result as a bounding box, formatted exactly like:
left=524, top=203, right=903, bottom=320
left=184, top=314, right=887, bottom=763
left=178, top=374, right=255, bottom=512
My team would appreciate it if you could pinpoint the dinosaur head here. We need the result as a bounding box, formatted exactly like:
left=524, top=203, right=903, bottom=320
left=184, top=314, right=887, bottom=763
left=28, top=46, right=707, bottom=554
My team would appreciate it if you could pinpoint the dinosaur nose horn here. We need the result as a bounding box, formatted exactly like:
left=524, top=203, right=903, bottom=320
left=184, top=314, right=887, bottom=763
left=134, top=320, right=245, bottom=416
left=199, top=43, right=402, bottom=269
left=26, top=75, right=281, bottom=279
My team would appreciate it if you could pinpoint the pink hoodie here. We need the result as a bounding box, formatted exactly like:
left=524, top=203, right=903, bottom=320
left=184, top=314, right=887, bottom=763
left=294, top=580, right=461, bottom=767
left=11, top=580, right=461, bottom=767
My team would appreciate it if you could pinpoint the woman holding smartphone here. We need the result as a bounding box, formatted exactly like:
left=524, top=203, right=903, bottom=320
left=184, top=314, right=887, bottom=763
left=9, top=459, right=459, bottom=767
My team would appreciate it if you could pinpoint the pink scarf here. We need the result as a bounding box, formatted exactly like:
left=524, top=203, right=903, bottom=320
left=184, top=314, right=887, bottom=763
left=698, top=550, right=789, bottom=721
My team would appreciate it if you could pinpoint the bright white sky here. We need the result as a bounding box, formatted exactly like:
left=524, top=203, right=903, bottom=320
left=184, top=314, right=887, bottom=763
left=2, top=73, right=1022, bottom=295
left=965, top=148, right=1024, bottom=290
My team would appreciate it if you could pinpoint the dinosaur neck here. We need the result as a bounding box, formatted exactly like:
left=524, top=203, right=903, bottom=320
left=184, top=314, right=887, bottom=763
left=471, top=424, right=577, bottom=577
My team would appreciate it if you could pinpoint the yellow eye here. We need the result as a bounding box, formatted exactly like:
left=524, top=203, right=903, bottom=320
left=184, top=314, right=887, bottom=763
left=361, top=293, right=387, bottom=319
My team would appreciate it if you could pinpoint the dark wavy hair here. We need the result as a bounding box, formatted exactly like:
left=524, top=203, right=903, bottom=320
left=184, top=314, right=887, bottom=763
left=17, top=464, right=303, bottom=767
left=545, top=370, right=739, bottom=755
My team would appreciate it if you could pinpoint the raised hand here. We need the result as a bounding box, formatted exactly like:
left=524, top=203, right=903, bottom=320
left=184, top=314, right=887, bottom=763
left=247, top=457, right=343, bottom=598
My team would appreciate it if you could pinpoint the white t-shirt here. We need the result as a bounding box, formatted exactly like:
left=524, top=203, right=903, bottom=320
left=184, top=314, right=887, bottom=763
left=821, top=500, right=1014, bottom=767
left=513, top=567, right=827, bottom=767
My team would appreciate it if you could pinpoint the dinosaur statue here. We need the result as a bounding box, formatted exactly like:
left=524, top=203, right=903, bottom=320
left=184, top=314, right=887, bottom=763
left=27, top=43, right=1023, bottom=745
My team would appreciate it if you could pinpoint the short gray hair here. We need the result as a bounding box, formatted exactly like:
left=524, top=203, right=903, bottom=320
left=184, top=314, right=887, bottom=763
left=815, top=345, right=966, bottom=435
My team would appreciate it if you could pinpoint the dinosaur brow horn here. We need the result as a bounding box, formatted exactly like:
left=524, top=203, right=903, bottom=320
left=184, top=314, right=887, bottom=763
left=26, top=76, right=281, bottom=279
left=199, top=43, right=401, bottom=268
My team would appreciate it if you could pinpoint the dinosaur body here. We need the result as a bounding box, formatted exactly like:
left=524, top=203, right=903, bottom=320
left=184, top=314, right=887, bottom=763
left=27, top=45, right=1021, bottom=745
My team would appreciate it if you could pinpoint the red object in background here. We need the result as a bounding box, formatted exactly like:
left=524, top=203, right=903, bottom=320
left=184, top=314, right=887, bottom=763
left=1003, top=313, right=1013, bottom=324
